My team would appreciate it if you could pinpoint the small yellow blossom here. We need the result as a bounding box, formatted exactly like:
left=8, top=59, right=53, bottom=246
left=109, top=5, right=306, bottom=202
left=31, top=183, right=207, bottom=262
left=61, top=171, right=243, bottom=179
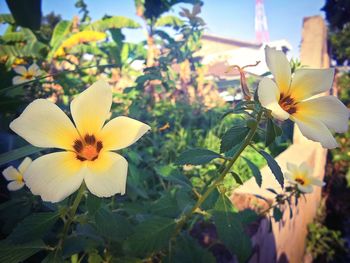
left=284, top=162, right=325, bottom=193
left=2, top=157, right=32, bottom=191
left=10, top=80, right=150, bottom=202
left=12, top=63, right=41, bottom=85
left=258, top=46, right=349, bottom=149
left=54, top=31, right=106, bottom=57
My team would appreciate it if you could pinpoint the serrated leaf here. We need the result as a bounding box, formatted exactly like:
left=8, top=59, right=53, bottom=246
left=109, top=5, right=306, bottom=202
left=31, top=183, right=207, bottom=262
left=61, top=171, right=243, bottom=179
left=150, top=193, right=179, bottom=217
left=0, top=145, right=43, bottom=167
left=212, top=194, right=252, bottom=263
left=95, top=208, right=133, bottom=242
left=7, top=212, right=60, bottom=244
left=0, top=239, right=46, bottom=263
left=176, top=148, right=222, bottom=165
left=243, top=157, right=262, bottom=187
left=220, top=127, right=249, bottom=153
left=273, top=207, right=283, bottom=222
left=125, top=217, right=176, bottom=256
left=259, top=150, right=284, bottom=188
left=265, top=118, right=283, bottom=147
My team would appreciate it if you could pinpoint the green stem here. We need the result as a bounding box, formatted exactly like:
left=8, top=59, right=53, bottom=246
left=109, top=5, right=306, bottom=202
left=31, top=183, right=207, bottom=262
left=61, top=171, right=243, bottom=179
left=58, top=183, right=86, bottom=250
left=259, top=188, right=298, bottom=216
left=172, top=109, right=264, bottom=239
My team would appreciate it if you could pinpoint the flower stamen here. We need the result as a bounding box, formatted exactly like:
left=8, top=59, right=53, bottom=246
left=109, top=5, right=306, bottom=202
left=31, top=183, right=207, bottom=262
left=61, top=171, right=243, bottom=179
left=73, top=134, right=103, bottom=161
left=279, top=93, right=297, bottom=114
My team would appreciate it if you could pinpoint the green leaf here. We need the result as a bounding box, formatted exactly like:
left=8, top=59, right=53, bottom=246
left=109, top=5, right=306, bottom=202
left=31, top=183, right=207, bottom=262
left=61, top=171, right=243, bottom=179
left=95, top=208, right=133, bottom=242
left=86, top=16, right=141, bottom=32
left=273, top=207, right=283, bottom=222
left=212, top=194, right=252, bottom=263
left=265, top=118, right=282, bottom=147
left=176, top=148, right=222, bottom=165
left=0, top=239, right=46, bottom=263
left=220, top=127, right=250, bottom=153
left=7, top=212, right=60, bottom=244
left=125, top=217, right=176, bottom=257
left=50, top=20, right=72, bottom=47
left=150, top=193, right=179, bottom=217
left=243, top=157, right=262, bottom=187
left=230, top=171, right=243, bottom=185
left=0, top=145, right=43, bottom=167
left=86, top=194, right=102, bottom=215
left=0, top=14, right=15, bottom=24
left=259, top=150, right=284, bottom=188
left=155, top=15, right=184, bottom=28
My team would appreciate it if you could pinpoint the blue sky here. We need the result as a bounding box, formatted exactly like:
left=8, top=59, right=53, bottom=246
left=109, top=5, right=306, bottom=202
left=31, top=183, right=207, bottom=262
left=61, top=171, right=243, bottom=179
left=0, top=0, right=326, bottom=57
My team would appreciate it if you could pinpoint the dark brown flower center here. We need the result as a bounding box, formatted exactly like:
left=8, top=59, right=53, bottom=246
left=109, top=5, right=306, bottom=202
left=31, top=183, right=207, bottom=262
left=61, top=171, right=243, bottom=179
left=23, top=73, right=34, bottom=79
left=73, top=134, right=103, bottom=161
left=295, top=178, right=305, bottom=185
left=279, top=93, right=298, bottom=114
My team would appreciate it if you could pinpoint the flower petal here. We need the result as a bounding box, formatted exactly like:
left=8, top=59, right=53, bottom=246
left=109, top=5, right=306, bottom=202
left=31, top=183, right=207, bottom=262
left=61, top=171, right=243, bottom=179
left=100, top=116, right=150, bottom=151
left=258, top=77, right=289, bottom=121
left=265, top=46, right=291, bottom=95
left=286, top=163, right=298, bottom=174
left=2, top=166, right=20, bottom=181
left=296, top=96, right=349, bottom=133
left=291, top=115, right=338, bottom=149
left=28, top=63, right=40, bottom=76
left=310, top=177, right=325, bottom=187
left=7, top=181, right=24, bottom=191
left=13, top=65, right=27, bottom=75
left=71, top=80, right=112, bottom=136
left=297, top=184, right=313, bottom=193
left=18, top=157, right=32, bottom=174
left=289, top=68, right=335, bottom=102
left=284, top=172, right=296, bottom=183
left=10, top=99, right=79, bottom=150
left=84, top=152, right=128, bottom=198
left=23, top=152, right=85, bottom=202
left=12, top=76, right=28, bottom=85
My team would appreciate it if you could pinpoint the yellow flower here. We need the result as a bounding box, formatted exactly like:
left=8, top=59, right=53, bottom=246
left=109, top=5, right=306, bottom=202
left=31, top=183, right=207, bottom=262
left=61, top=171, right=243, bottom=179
left=284, top=162, right=324, bottom=193
left=54, top=31, right=106, bottom=58
left=10, top=80, right=150, bottom=202
left=12, top=63, right=41, bottom=85
left=2, top=157, right=32, bottom=191
left=258, top=46, right=349, bottom=149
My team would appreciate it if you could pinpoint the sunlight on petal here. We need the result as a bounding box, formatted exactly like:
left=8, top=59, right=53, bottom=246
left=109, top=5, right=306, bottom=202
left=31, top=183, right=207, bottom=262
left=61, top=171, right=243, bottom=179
left=265, top=46, right=291, bottom=95
left=71, top=79, right=112, bottom=135
left=7, top=181, right=24, bottom=191
left=12, top=76, right=28, bottom=85
left=10, top=99, right=79, bottom=150
left=18, top=157, right=32, bottom=174
left=84, top=152, right=128, bottom=197
left=100, top=116, right=151, bottom=151
left=24, top=152, right=85, bottom=202
left=289, top=68, right=335, bottom=101
left=13, top=65, right=27, bottom=75
left=2, top=166, right=20, bottom=181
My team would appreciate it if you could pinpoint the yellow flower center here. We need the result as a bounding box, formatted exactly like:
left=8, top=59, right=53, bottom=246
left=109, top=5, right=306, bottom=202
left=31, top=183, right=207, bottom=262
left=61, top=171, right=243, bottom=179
left=279, top=93, right=298, bottom=114
left=23, top=73, right=34, bottom=80
left=295, top=177, right=305, bottom=185
left=73, top=134, right=103, bottom=161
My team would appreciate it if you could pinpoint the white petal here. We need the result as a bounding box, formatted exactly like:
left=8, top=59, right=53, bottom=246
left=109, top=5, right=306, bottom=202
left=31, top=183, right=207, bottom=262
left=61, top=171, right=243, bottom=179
left=289, top=68, right=335, bottom=101
left=12, top=76, right=28, bottom=85
left=265, top=46, right=291, bottom=95
left=84, top=152, right=128, bottom=198
left=10, top=99, right=79, bottom=150
left=28, top=63, right=40, bottom=76
left=258, top=77, right=289, bottom=121
left=286, top=163, right=298, bottom=173
left=2, top=166, right=20, bottom=181
left=297, top=184, right=313, bottom=193
left=310, top=177, right=325, bottom=187
left=284, top=172, right=296, bottom=183
left=100, top=116, right=151, bottom=151
left=291, top=115, right=338, bottom=149
left=7, top=181, right=24, bottom=191
left=18, top=157, right=32, bottom=174
left=23, top=152, right=85, bottom=203
left=299, top=162, right=313, bottom=176
left=13, top=65, right=27, bottom=75
left=71, top=80, right=112, bottom=136
left=296, top=96, right=349, bottom=133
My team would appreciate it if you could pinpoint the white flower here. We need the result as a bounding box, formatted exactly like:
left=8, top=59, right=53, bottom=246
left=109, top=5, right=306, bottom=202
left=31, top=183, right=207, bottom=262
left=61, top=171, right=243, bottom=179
left=12, top=63, right=41, bottom=85
left=284, top=162, right=325, bottom=193
left=258, top=46, right=349, bottom=149
left=10, top=80, right=150, bottom=202
left=2, top=157, right=32, bottom=191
